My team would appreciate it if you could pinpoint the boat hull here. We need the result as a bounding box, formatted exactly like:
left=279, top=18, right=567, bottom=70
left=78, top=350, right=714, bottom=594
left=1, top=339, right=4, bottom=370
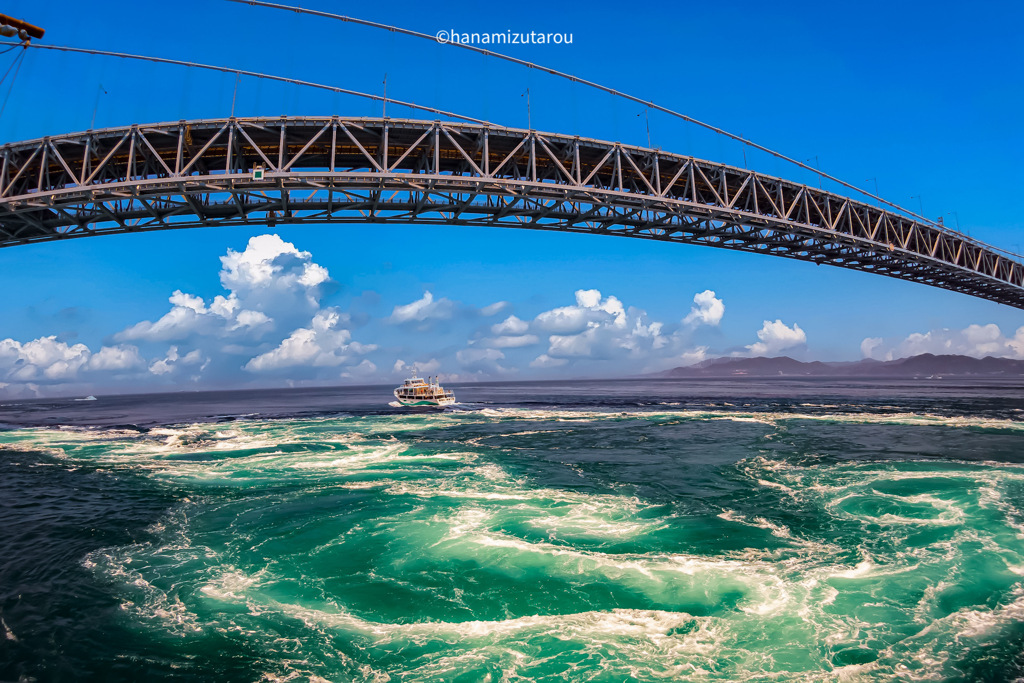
left=394, top=396, right=457, bottom=407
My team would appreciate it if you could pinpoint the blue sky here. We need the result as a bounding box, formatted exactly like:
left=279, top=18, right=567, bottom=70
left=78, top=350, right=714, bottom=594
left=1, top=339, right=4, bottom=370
left=0, top=0, right=1021, bottom=396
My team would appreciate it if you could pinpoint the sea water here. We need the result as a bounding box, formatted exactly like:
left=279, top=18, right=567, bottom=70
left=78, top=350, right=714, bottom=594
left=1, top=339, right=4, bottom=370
left=2, top=378, right=1024, bottom=681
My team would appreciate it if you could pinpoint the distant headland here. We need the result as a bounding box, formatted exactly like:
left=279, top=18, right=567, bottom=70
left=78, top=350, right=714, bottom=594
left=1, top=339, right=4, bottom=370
left=656, top=353, right=1024, bottom=379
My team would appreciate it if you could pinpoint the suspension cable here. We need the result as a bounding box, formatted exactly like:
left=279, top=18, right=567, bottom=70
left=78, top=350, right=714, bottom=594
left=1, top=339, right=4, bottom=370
left=0, top=41, right=492, bottom=126
left=0, top=42, right=25, bottom=88
left=0, top=46, right=26, bottom=121
left=224, top=0, right=942, bottom=230
left=0, top=37, right=1011, bottom=258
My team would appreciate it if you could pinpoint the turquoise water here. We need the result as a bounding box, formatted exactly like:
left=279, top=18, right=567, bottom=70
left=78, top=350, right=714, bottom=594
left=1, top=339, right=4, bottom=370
left=4, top=388, right=1024, bottom=681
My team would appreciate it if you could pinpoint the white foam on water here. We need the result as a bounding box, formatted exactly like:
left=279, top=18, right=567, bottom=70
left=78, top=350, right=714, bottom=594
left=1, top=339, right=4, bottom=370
left=492, top=429, right=564, bottom=438
left=718, top=510, right=800, bottom=541
left=372, top=456, right=670, bottom=544
left=201, top=567, right=268, bottom=602
left=87, top=477, right=1024, bottom=683
left=257, top=599, right=725, bottom=680
left=386, top=485, right=535, bottom=502
left=6, top=418, right=360, bottom=457
left=3, top=422, right=494, bottom=491
left=831, top=560, right=880, bottom=580
left=426, top=510, right=810, bottom=616
left=8, top=408, right=1024, bottom=681
left=976, top=482, right=1024, bottom=539
left=739, top=455, right=1024, bottom=537
left=1, top=614, right=17, bottom=642
left=459, top=406, right=1024, bottom=433
left=826, top=491, right=967, bottom=527
left=4, top=408, right=1023, bottom=490
left=525, top=512, right=659, bottom=539
left=755, top=478, right=799, bottom=496
left=284, top=442, right=463, bottom=473
left=84, top=544, right=205, bottom=636
left=873, top=585, right=1024, bottom=681
left=261, top=674, right=338, bottom=683
left=195, top=573, right=912, bottom=682
left=474, top=463, right=508, bottom=481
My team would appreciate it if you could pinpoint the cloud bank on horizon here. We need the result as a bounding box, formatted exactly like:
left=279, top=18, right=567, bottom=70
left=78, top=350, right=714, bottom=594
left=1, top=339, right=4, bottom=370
left=0, top=234, right=1017, bottom=398
left=861, top=324, right=1024, bottom=362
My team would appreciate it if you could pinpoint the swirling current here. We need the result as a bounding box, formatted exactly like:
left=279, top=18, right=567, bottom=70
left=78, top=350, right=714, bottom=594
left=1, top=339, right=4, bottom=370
left=3, top=378, right=1024, bottom=681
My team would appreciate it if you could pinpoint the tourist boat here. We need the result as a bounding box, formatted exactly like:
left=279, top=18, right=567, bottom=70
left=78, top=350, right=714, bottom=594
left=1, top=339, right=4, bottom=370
left=393, top=375, right=456, bottom=407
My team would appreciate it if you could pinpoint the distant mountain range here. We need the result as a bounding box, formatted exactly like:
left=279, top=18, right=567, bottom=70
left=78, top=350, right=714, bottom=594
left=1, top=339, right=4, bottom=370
left=657, top=353, right=1024, bottom=378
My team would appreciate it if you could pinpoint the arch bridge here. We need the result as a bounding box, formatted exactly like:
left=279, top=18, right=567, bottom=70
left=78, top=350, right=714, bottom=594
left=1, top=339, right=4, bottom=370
left=1, top=116, right=1021, bottom=309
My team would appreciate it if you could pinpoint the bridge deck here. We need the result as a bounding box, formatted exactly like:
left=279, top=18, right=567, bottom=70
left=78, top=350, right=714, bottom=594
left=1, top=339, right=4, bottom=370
left=0, top=116, right=1021, bottom=308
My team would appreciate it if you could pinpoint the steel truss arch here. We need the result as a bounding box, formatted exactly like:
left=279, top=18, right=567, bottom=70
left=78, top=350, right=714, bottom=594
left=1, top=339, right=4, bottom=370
left=1, top=116, right=1021, bottom=308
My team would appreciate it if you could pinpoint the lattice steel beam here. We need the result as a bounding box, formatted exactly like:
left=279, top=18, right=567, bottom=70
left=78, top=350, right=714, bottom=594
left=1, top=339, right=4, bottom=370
left=0, top=116, right=1021, bottom=308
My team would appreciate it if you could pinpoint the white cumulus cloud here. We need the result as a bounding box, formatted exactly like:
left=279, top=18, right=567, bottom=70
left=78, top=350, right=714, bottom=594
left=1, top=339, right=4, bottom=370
left=0, top=337, right=146, bottom=382
left=0, top=337, right=90, bottom=381
left=529, top=353, right=568, bottom=368
left=149, top=346, right=205, bottom=376
left=388, top=291, right=455, bottom=324
left=456, top=347, right=511, bottom=375
left=480, top=301, right=509, bottom=317
left=86, top=345, right=145, bottom=372
left=0, top=238, right=784, bottom=395
left=393, top=358, right=442, bottom=376
left=678, top=346, right=710, bottom=366
left=110, top=234, right=378, bottom=385
left=861, top=324, right=1024, bottom=360
left=245, top=310, right=376, bottom=372
left=682, top=290, right=725, bottom=327
left=535, top=289, right=626, bottom=334
left=220, top=234, right=330, bottom=299
left=536, top=289, right=665, bottom=362
left=491, top=315, right=529, bottom=335
left=487, top=334, right=540, bottom=348
left=342, top=359, right=378, bottom=379
left=117, top=234, right=332, bottom=344
left=116, top=290, right=271, bottom=342
left=478, top=316, right=540, bottom=349
left=745, top=320, right=807, bottom=356
left=0, top=235, right=387, bottom=397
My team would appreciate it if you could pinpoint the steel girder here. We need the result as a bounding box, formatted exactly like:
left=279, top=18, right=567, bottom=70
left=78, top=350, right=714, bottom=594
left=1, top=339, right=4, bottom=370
left=0, top=116, right=1021, bottom=308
